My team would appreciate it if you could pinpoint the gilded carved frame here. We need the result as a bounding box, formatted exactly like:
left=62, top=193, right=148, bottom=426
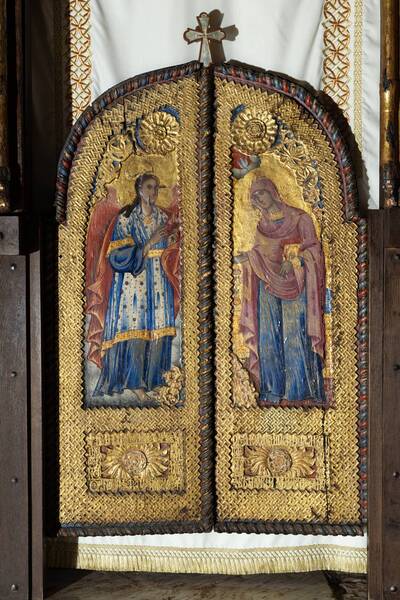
left=55, top=62, right=215, bottom=535
left=54, top=61, right=367, bottom=536
left=213, top=64, right=367, bottom=536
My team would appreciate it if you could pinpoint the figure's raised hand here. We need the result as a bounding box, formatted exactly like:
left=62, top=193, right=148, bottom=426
left=149, top=225, right=169, bottom=246
left=279, top=260, right=294, bottom=277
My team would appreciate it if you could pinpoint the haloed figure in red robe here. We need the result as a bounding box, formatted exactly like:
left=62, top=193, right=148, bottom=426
left=236, top=177, right=326, bottom=405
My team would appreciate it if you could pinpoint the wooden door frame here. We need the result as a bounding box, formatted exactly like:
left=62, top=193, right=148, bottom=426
left=368, top=1, right=400, bottom=598
left=0, top=0, right=66, bottom=597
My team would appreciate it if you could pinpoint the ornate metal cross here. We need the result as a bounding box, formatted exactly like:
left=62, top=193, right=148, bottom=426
left=184, top=11, right=230, bottom=67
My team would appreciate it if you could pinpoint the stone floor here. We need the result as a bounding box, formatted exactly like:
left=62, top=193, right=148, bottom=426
left=45, top=570, right=367, bottom=600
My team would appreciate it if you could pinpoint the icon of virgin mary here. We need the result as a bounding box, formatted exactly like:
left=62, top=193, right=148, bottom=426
left=237, top=176, right=326, bottom=405
left=85, top=173, right=180, bottom=404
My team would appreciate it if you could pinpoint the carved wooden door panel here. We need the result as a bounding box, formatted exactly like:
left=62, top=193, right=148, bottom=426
left=54, top=62, right=366, bottom=536
left=55, top=63, right=214, bottom=535
left=213, top=65, right=367, bottom=535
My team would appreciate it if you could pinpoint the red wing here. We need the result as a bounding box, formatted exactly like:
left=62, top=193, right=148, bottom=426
left=86, top=188, right=120, bottom=288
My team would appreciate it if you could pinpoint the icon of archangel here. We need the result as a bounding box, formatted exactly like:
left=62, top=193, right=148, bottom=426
left=231, top=132, right=331, bottom=408
left=84, top=128, right=182, bottom=408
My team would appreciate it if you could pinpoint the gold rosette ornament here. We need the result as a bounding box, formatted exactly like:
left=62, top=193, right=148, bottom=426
left=244, top=445, right=316, bottom=479
left=139, top=111, right=179, bottom=154
left=101, top=444, right=169, bottom=480
left=232, top=108, right=277, bottom=154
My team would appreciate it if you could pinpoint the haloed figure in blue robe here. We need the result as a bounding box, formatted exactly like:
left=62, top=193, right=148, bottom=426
left=93, top=173, right=177, bottom=403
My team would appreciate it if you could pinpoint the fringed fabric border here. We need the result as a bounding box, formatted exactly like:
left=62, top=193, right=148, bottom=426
left=46, top=539, right=367, bottom=575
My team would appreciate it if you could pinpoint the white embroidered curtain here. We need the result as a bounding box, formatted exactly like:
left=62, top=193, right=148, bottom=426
left=55, top=0, right=379, bottom=574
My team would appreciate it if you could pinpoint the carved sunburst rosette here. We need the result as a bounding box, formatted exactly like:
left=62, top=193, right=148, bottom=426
left=230, top=433, right=325, bottom=492
left=86, top=430, right=184, bottom=494
left=232, top=107, right=278, bottom=154
left=244, top=445, right=316, bottom=478
left=101, top=443, right=169, bottom=480
left=139, top=111, right=180, bottom=154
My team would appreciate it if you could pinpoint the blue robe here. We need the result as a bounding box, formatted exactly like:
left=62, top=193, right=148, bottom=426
left=240, top=202, right=327, bottom=406
left=257, top=284, right=325, bottom=403
left=93, top=203, right=176, bottom=397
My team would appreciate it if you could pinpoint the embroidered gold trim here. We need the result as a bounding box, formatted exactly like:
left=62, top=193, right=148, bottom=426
left=353, top=0, right=364, bottom=150
left=322, top=0, right=364, bottom=162
left=107, top=243, right=165, bottom=258
left=46, top=539, right=367, bottom=575
left=107, top=237, right=135, bottom=255
left=322, top=0, right=351, bottom=116
left=148, top=249, right=164, bottom=258
left=68, top=0, right=92, bottom=121
left=101, top=327, right=177, bottom=352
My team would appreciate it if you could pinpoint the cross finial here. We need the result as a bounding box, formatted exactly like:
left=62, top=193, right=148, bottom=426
left=183, top=11, right=238, bottom=67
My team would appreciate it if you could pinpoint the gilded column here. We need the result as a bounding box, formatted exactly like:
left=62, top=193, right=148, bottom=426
left=0, top=0, right=10, bottom=212
left=380, top=0, right=399, bottom=207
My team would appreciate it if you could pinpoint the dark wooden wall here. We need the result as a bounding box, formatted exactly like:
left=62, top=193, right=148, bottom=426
left=367, top=1, right=400, bottom=597
left=0, top=1, right=67, bottom=598
left=369, top=210, right=400, bottom=599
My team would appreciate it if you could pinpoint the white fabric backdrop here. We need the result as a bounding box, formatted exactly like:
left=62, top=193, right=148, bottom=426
left=360, top=0, right=380, bottom=208
left=72, top=0, right=379, bottom=561
left=91, top=0, right=379, bottom=209
left=91, top=0, right=325, bottom=92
